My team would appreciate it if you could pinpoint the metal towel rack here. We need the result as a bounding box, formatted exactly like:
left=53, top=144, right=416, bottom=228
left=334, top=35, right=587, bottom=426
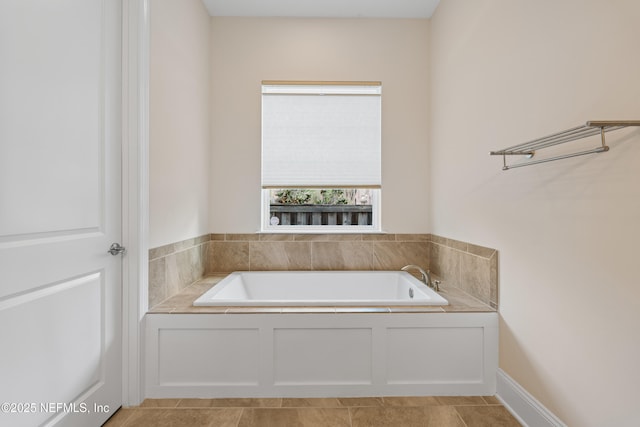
left=490, top=120, right=640, bottom=170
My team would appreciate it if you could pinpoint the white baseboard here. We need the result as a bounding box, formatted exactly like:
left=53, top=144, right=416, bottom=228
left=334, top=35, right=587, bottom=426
left=496, top=369, right=567, bottom=427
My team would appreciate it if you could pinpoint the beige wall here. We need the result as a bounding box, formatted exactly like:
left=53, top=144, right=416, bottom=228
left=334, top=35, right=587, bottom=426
left=209, top=17, right=430, bottom=233
left=430, top=1, right=640, bottom=426
left=149, top=0, right=211, bottom=248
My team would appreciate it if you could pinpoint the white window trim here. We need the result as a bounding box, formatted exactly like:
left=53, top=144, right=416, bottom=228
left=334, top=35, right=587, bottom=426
left=261, top=81, right=382, bottom=233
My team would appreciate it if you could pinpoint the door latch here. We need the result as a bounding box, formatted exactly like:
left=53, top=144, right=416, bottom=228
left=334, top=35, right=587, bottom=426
left=108, top=242, right=126, bottom=256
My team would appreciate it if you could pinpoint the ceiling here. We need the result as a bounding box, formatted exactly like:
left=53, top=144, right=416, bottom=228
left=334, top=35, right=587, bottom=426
left=201, top=0, right=441, bottom=19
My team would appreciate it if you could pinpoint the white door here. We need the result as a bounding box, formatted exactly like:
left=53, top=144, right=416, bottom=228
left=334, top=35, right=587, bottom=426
left=0, top=1, right=123, bottom=426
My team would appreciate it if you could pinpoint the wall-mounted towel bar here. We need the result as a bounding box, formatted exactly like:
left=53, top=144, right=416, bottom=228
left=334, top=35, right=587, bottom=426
left=490, top=120, right=640, bottom=170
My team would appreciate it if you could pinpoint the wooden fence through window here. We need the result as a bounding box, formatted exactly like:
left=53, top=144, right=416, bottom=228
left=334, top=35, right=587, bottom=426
left=269, top=204, right=373, bottom=226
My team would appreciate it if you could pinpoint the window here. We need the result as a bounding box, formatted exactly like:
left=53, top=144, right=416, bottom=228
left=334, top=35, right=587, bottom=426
left=261, top=81, right=382, bottom=232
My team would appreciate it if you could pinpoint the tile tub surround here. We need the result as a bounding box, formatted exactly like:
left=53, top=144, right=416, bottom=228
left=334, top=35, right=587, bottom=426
left=148, top=233, right=429, bottom=309
left=148, top=235, right=210, bottom=308
left=104, top=396, right=521, bottom=427
left=206, top=233, right=430, bottom=273
left=148, top=233, right=498, bottom=310
left=429, top=235, right=499, bottom=309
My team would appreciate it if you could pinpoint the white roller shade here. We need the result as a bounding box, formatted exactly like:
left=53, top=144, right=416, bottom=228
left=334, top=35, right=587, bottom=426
left=261, top=83, right=381, bottom=188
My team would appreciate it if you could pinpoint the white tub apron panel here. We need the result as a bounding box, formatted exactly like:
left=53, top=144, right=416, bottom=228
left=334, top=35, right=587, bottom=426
left=145, top=312, right=498, bottom=397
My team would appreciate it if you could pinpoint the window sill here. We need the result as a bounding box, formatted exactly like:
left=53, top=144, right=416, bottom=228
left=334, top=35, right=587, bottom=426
left=257, top=228, right=386, bottom=234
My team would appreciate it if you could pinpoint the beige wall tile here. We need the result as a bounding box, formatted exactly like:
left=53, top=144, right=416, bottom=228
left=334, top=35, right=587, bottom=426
left=207, top=241, right=250, bottom=272
left=195, top=234, right=211, bottom=245
left=467, top=243, right=495, bottom=259
left=149, top=244, right=172, bottom=261
left=373, top=242, right=429, bottom=271
left=172, top=237, right=197, bottom=253
left=395, top=234, right=430, bottom=242
left=250, top=242, right=312, bottom=270
left=166, top=245, right=204, bottom=293
left=149, top=234, right=210, bottom=260
left=440, top=287, right=494, bottom=312
left=459, top=252, right=491, bottom=304
left=445, top=238, right=468, bottom=252
left=362, top=234, right=397, bottom=241
left=427, top=236, right=499, bottom=309
left=194, top=244, right=207, bottom=279
left=226, top=233, right=259, bottom=241
left=429, top=243, right=461, bottom=287
left=311, top=241, right=374, bottom=270
left=295, top=234, right=364, bottom=241
left=164, top=254, right=183, bottom=297
left=490, top=252, right=499, bottom=308
left=148, top=258, right=167, bottom=309
left=430, top=234, right=448, bottom=245
left=259, top=234, right=295, bottom=241
left=148, top=236, right=211, bottom=309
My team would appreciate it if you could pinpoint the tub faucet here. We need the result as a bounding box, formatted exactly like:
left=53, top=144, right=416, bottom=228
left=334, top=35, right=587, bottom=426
left=401, top=265, right=438, bottom=291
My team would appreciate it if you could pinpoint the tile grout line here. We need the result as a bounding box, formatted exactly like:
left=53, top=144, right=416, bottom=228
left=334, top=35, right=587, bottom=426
left=233, top=407, right=244, bottom=427
left=149, top=234, right=211, bottom=261
left=453, top=406, right=471, bottom=427
left=431, top=241, right=496, bottom=261
left=370, top=240, right=374, bottom=270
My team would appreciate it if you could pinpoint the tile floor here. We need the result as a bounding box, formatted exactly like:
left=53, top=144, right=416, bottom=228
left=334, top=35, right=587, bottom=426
left=103, top=396, right=522, bottom=427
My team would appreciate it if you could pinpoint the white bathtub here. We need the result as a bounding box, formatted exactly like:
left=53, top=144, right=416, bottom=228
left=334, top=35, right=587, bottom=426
left=193, top=271, right=448, bottom=306
left=146, top=271, right=498, bottom=399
